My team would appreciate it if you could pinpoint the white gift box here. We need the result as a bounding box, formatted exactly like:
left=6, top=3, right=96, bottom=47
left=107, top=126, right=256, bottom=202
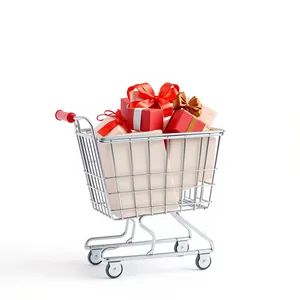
left=95, top=116, right=128, bottom=138
left=199, top=105, right=217, bottom=129
left=166, top=133, right=217, bottom=191
left=96, top=127, right=179, bottom=218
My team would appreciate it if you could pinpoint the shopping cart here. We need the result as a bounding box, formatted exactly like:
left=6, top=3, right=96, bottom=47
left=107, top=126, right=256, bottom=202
left=55, top=109, right=224, bottom=278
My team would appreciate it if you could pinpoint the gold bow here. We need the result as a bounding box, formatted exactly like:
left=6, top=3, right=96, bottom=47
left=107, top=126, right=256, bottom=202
left=173, top=92, right=202, bottom=117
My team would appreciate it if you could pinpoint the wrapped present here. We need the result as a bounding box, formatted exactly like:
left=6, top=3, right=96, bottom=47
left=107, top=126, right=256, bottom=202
left=165, top=92, right=217, bottom=191
left=199, top=105, right=217, bottom=129
left=95, top=110, right=131, bottom=138
left=167, top=134, right=217, bottom=189
left=121, top=98, right=164, bottom=131
left=164, top=92, right=206, bottom=133
left=97, top=130, right=180, bottom=218
left=126, top=82, right=180, bottom=117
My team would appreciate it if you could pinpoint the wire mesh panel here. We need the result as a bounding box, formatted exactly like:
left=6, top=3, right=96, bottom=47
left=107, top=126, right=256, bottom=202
left=74, top=119, right=223, bottom=220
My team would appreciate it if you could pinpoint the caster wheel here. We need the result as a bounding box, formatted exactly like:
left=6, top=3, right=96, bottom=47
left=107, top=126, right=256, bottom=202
left=174, top=241, right=189, bottom=253
left=88, top=250, right=102, bottom=265
left=106, top=262, right=123, bottom=279
left=195, top=254, right=211, bottom=270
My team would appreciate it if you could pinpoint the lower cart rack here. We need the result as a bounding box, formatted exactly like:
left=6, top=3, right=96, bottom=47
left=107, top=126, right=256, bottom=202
left=86, top=212, right=213, bottom=278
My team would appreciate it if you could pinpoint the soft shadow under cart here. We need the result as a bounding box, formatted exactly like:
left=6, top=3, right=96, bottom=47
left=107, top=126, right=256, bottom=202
left=55, top=110, right=224, bottom=279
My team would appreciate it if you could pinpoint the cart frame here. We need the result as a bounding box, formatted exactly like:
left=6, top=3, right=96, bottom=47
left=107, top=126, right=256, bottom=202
left=56, top=110, right=224, bottom=278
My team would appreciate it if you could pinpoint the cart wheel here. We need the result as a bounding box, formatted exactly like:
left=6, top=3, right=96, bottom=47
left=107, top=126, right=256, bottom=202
left=195, top=254, right=211, bottom=270
left=106, top=262, right=123, bottom=279
left=174, top=241, right=189, bottom=253
left=88, top=250, right=102, bottom=265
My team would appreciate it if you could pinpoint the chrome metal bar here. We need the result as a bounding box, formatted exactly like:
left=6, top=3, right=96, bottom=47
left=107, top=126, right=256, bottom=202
left=179, top=137, right=187, bottom=212
left=147, top=138, right=153, bottom=215
left=194, top=137, right=203, bottom=210
left=102, top=249, right=212, bottom=262
left=126, top=219, right=136, bottom=243
left=128, top=139, right=139, bottom=217
left=99, top=183, right=214, bottom=195
left=139, top=216, right=156, bottom=255
left=174, top=212, right=214, bottom=251
left=98, top=129, right=224, bottom=143
left=84, top=219, right=131, bottom=249
left=107, top=200, right=212, bottom=212
left=208, top=136, right=222, bottom=204
left=170, top=212, right=192, bottom=239
left=99, top=168, right=217, bottom=180
left=87, top=236, right=191, bottom=251
left=164, top=137, right=168, bottom=214
left=199, top=136, right=211, bottom=203
left=109, top=142, right=124, bottom=219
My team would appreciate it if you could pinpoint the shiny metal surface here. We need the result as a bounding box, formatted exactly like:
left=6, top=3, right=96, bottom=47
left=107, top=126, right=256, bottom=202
left=61, top=115, right=224, bottom=276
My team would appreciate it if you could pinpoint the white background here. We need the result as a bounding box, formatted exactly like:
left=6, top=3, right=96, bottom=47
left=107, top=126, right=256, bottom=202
left=0, top=0, right=300, bottom=299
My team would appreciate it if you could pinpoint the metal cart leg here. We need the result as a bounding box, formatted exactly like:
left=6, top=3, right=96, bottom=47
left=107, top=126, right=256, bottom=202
left=171, top=212, right=214, bottom=251
left=84, top=219, right=136, bottom=249
left=171, top=212, right=213, bottom=270
left=139, top=216, right=156, bottom=255
left=85, top=219, right=136, bottom=266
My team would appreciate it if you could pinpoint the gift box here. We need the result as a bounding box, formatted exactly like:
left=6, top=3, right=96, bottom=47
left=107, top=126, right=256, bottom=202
left=164, top=92, right=206, bottom=133
left=166, top=132, right=218, bottom=191
left=95, top=110, right=131, bottom=138
left=126, top=82, right=180, bottom=117
left=169, top=91, right=217, bottom=130
left=164, top=92, right=217, bottom=191
left=120, top=98, right=164, bottom=131
left=199, top=105, right=217, bottom=129
left=164, top=109, right=206, bottom=133
left=97, top=130, right=180, bottom=218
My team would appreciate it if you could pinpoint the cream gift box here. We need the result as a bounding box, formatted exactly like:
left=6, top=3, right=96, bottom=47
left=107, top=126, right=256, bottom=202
left=199, top=105, right=217, bottom=129
left=95, top=116, right=129, bottom=138
left=180, top=94, right=217, bottom=129
left=166, top=130, right=217, bottom=192
left=96, top=126, right=179, bottom=218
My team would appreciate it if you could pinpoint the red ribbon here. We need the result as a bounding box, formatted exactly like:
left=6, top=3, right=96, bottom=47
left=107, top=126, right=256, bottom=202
left=127, top=82, right=180, bottom=117
left=96, top=110, right=132, bottom=136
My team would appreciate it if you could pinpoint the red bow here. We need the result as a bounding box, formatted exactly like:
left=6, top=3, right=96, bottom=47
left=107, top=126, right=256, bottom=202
left=96, top=110, right=132, bottom=137
left=127, top=82, right=180, bottom=117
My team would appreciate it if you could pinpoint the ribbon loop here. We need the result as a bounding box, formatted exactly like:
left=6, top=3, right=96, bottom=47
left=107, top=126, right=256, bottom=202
left=96, top=109, right=131, bottom=136
left=173, top=92, right=202, bottom=118
left=126, top=82, right=180, bottom=117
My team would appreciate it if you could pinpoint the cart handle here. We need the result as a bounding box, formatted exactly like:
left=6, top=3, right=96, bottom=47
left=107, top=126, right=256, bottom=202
left=55, top=110, right=76, bottom=123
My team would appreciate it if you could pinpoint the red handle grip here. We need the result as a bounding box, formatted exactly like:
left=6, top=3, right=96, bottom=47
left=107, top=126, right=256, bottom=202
left=55, top=110, right=76, bottom=123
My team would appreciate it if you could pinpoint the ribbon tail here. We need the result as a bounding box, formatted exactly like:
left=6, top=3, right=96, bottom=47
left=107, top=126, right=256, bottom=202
left=97, top=119, right=118, bottom=136
left=122, top=122, right=132, bottom=133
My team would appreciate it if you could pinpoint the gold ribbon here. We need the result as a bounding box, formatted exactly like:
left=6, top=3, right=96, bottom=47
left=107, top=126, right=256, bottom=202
left=173, top=92, right=202, bottom=117
left=187, top=117, right=198, bottom=132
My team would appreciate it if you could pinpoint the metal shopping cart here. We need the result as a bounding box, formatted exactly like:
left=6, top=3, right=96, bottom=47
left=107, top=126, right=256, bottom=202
left=55, top=110, right=224, bottom=278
